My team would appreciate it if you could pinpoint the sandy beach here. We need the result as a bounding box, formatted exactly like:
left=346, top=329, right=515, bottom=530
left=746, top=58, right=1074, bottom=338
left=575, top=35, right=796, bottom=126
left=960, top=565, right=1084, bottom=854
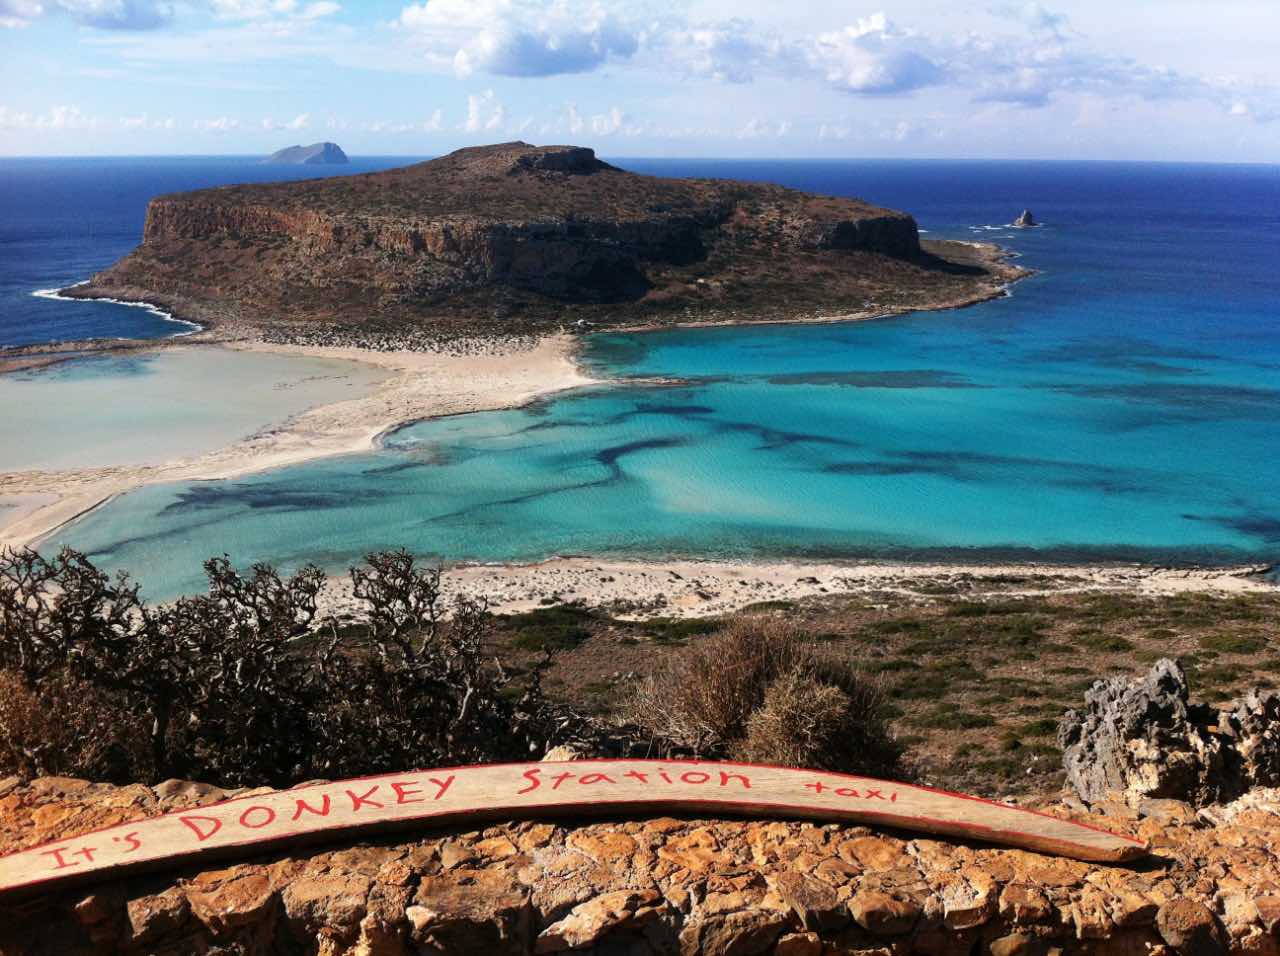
left=0, top=334, right=597, bottom=549
left=314, top=556, right=1275, bottom=622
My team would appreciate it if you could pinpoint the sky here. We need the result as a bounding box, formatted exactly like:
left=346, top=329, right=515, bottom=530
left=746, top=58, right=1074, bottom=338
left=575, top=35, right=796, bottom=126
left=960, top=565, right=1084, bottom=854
left=1, top=0, right=1278, bottom=161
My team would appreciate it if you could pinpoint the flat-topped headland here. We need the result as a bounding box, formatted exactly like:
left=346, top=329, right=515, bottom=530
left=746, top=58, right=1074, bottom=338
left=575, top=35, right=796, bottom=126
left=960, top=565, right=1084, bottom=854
left=59, top=141, right=1025, bottom=346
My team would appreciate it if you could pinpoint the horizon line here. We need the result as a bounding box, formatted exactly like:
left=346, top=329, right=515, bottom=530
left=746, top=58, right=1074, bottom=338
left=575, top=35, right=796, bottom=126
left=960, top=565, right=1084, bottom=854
left=1, top=152, right=1278, bottom=168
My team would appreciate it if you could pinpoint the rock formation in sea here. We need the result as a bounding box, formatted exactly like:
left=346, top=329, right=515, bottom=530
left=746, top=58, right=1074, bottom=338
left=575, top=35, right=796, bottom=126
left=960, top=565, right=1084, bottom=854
left=6, top=772, right=1280, bottom=955
left=65, top=142, right=1026, bottom=343
left=1012, top=209, right=1036, bottom=227
left=263, top=142, right=349, bottom=165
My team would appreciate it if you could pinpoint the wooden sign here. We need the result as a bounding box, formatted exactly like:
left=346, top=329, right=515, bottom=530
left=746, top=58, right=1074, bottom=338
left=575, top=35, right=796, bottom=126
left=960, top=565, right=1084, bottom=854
left=0, top=760, right=1145, bottom=898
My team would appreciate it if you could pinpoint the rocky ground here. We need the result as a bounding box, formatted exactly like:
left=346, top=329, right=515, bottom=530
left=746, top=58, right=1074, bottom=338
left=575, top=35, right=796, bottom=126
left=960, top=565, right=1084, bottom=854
left=2, top=773, right=1279, bottom=956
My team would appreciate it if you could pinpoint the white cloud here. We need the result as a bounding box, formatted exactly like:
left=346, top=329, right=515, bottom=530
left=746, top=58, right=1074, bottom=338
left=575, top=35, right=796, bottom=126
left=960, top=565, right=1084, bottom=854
left=209, top=0, right=336, bottom=20
left=210, top=0, right=294, bottom=19
left=736, top=116, right=791, bottom=139
left=0, top=104, right=98, bottom=129
left=361, top=111, right=446, bottom=134
left=193, top=115, right=241, bottom=131
left=120, top=112, right=175, bottom=129
left=989, top=2, right=1071, bottom=39
left=663, top=19, right=790, bottom=85
left=261, top=112, right=310, bottom=130
left=809, top=14, right=942, bottom=96
left=299, top=1, right=337, bottom=18
left=0, top=0, right=44, bottom=28
left=462, top=89, right=504, bottom=133
left=54, top=0, right=171, bottom=29
left=590, top=105, right=624, bottom=135
left=399, top=0, right=638, bottom=78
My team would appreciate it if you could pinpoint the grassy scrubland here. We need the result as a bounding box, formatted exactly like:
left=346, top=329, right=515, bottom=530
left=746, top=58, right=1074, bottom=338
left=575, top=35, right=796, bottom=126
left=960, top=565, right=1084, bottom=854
left=494, top=586, right=1280, bottom=797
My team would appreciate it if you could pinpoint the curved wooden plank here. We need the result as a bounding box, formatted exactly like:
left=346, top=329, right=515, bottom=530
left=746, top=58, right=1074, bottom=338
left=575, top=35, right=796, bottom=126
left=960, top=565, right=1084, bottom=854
left=0, top=760, right=1146, bottom=898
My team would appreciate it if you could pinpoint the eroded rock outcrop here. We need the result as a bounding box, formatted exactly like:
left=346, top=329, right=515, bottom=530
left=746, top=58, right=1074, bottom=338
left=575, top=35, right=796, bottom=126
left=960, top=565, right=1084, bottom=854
left=1059, top=659, right=1280, bottom=807
left=3, top=774, right=1280, bottom=955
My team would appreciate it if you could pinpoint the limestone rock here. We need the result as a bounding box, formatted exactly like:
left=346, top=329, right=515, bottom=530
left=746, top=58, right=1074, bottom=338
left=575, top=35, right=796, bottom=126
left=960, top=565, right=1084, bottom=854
left=771, top=870, right=849, bottom=932
left=1059, top=659, right=1228, bottom=806
left=1060, top=660, right=1280, bottom=808
left=848, top=889, right=922, bottom=936
left=184, top=866, right=278, bottom=934
left=535, top=888, right=670, bottom=952
left=1220, top=690, right=1280, bottom=789
left=280, top=872, right=371, bottom=942
left=679, top=908, right=789, bottom=956
left=1157, top=900, right=1228, bottom=956
left=410, top=867, right=532, bottom=954
left=125, top=887, right=190, bottom=947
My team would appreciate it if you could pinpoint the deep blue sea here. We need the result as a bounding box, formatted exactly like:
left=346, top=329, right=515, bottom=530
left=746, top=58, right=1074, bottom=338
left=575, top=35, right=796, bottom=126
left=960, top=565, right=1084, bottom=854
left=0, top=156, right=418, bottom=348
left=4, top=157, right=1278, bottom=596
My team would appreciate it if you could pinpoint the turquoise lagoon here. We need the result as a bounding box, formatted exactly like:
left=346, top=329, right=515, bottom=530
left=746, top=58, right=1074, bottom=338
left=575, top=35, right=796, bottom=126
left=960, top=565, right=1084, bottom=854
left=0, top=347, right=385, bottom=471
left=36, top=160, right=1280, bottom=597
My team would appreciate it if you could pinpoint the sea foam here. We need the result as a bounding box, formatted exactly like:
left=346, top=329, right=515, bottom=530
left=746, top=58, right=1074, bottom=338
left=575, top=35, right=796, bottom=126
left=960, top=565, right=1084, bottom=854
left=31, top=283, right=202, bottom=337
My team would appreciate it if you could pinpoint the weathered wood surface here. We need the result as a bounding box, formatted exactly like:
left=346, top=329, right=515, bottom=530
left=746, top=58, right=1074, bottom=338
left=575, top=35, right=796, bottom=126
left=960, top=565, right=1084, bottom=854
left=0, top=760, right=1146, bottom=898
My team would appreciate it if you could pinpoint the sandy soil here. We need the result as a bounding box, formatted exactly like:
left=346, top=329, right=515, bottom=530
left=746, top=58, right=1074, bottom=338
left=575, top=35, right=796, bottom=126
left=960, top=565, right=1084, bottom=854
left=0, top=336, right=597, bottom=549
left=314, top=556, right=1275, bottom=622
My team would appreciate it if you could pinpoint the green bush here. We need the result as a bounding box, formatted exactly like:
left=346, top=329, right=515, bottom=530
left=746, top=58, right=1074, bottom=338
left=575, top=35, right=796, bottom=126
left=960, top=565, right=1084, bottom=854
left=1199, top=633, right=1267, bottom=654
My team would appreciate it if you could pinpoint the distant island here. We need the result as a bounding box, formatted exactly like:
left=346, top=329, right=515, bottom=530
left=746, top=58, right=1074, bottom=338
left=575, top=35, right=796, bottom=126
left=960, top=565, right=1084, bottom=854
left=65, top=142, right=1025, bottom=346
left=263, top=141, right=349, bottom=165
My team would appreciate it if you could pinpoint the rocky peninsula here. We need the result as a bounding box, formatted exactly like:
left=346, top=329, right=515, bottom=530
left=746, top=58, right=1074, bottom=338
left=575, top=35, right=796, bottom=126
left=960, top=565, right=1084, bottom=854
left=61, top=142, right=1025, bottom=345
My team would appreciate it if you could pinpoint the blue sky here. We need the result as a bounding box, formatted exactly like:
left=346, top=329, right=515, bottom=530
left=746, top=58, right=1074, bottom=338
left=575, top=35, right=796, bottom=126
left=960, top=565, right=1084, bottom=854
left=2, top=0, right=1277, bottom=160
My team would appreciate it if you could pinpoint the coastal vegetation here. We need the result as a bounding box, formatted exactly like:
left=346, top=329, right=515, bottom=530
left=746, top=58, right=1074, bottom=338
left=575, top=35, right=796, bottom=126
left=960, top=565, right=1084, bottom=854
left=0, top=548, right=900, bottom=789
left=0, top=548, right=563, bottom=787
left=3, top=546, right=1274, bottom=800
left=495, top=581, right=1280, bottom=797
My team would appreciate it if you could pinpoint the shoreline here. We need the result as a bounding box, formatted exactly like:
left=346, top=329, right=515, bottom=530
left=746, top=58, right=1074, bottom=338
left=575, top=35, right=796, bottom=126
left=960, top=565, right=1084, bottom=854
left=314, top=556, right=1277, bottom=622
left=4, top=288, right=1275, bottom=593
left=0, top=335, right=599, bottom=550
left=31, top=281, right=205, bottom=337
left=0, top=238, right=1024, bottom=551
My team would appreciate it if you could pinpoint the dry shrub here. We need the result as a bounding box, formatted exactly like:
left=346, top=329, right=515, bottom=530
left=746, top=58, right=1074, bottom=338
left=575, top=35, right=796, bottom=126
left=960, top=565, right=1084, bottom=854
left=627, top=615, right=900, bottom=775
left=0, top=669, right=151, bottom=783
left=737, top=667, right=853, bottom=769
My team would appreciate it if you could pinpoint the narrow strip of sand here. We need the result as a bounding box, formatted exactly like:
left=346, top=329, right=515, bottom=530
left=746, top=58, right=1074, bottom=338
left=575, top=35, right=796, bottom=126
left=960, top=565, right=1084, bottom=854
left=314, top=557, right=1275, bottom=622
left=0, top=335, right=598, bottom=549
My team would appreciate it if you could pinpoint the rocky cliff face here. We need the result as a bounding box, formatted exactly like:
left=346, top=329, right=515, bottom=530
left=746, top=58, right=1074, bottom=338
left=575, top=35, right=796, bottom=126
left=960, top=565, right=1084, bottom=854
left=3, top=774, right=1280, bottom=956
left=66, top=142, right=1018, bottom=342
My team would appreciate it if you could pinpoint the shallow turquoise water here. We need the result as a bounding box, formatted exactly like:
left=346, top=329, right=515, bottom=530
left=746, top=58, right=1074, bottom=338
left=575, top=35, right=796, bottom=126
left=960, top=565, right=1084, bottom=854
left=42, top=160, right=1280, bottom=597
left=0, top=347, right=385, bottom=471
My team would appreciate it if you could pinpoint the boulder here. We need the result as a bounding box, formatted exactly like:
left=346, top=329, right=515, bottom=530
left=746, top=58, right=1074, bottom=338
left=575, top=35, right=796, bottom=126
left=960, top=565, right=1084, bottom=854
left=1058, top=659, right=1228, bottom=806
left=1060, top=659, right=1280, bottom=807
left=1013, top=209, right=1037, bottom=227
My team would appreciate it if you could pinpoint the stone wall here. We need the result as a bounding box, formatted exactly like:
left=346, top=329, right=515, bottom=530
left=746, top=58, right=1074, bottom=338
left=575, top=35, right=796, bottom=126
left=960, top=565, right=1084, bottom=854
left=2, top=776, right=1278, bottom=955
